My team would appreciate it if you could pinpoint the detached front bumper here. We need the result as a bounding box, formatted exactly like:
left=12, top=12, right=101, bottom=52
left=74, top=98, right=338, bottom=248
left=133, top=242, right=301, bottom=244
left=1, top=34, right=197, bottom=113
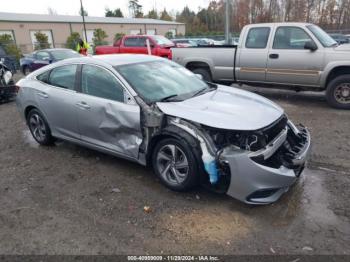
left=219, top=123, right=311, bottom=204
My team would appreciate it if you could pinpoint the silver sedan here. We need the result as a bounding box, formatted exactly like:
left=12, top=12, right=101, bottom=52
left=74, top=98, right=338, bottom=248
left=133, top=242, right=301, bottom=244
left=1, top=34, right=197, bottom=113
left=16, top=54, right=311, bottom=204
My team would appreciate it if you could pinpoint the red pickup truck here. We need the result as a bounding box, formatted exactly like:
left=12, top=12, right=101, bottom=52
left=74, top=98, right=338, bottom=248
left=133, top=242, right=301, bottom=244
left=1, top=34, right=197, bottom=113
left=95, top=35, right=175, bottom=58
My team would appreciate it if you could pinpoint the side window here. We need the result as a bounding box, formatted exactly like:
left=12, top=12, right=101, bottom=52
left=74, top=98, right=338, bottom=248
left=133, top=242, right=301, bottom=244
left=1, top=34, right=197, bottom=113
left=81, top=65, right=124, bottom=102
left=246, top=27, right=270, bottom=48
left=138, top=37, right=147, bottom=47
left=49, top=65, right=77, bottom=90
left=36, top=70, right=50, bottom=83
left=273, top=27, right=314, bottom=49
left=124, top=37, right=138, bottom=47
left=36, top=51, right=50, bottom=60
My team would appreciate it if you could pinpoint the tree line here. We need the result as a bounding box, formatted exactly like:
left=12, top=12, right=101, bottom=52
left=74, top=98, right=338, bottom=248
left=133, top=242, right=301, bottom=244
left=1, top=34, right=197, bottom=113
left=104, top=0, right=350, bottom=35
left=178, top=0, right=350, bottom=35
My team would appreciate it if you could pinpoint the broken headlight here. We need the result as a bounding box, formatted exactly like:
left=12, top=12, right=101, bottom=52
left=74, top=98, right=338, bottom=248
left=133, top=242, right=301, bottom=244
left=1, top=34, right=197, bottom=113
left=204, top=127, right=268, bottom=152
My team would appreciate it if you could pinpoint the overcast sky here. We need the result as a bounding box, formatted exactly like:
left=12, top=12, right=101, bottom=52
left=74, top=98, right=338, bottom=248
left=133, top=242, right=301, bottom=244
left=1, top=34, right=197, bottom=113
left=2, top=0, right=210, bottom=17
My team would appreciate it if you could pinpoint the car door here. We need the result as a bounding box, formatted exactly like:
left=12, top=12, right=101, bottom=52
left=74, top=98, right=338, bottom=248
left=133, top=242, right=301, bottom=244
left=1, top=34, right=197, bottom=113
left=266, top=26, right=324, bottom=86
left=236, top=26, right=271, bottom=82
left=35, top=64, right=80, bottom=139
left=32, top=51, right=52, bottom=71
left=75, top=64, right=142, bottom=159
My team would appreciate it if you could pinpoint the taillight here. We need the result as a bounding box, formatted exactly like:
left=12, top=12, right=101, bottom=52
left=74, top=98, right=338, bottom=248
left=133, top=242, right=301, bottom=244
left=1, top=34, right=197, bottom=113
left=168, top=49, right=172, bottom=60
left=15, top=85, right=20, bottom=93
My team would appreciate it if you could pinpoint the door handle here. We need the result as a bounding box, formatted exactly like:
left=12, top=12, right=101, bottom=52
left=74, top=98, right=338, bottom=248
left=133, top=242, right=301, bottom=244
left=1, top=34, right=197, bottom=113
left=37, top=92, right=48, bottom=98
left=269, top=54, right=279, bottom=59
left=76, top=101, right=91, bottom=110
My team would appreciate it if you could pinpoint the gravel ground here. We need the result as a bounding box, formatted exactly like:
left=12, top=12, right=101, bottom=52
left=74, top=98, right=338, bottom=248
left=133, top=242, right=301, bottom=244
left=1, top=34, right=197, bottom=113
left=0, top=75, right=349, bottom=255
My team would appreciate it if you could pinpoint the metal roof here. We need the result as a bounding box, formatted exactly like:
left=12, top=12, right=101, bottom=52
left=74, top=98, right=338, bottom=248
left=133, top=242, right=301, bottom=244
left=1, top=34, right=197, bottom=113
left=0, top=12, right=183, bottom=25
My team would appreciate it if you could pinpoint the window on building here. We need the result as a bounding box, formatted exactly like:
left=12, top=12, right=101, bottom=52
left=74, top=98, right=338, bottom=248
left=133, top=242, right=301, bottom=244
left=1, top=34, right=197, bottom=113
left=0, top=30, right=15, bottom=42
left=130, top=29, right=141, bottom=35
left=167, top=29, right=177, bottom=38
left=82, top=30, right=95, bottom=45
left=146, top=29, right=156, bottom=35
left=30, top=30, right=54, bottom=49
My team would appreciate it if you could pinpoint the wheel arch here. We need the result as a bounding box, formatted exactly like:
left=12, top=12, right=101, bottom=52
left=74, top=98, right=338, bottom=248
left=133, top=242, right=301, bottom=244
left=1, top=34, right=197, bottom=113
left=24, top=105, right=37, bottom=119
left=324, top=65, right=350, bottom=88
left=146, top=125, right=203, bottom=168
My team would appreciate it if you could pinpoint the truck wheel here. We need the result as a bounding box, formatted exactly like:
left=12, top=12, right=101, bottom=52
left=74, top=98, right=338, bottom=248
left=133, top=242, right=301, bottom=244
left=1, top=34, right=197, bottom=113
left=326, top=75, right=350, bottom=109
left=152, top=137, right=199, bottom=192
left=192, top=68, right=212, bottom=82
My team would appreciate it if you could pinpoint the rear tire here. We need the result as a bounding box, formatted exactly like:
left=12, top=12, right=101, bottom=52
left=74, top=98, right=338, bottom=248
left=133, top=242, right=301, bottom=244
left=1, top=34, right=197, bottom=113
left=326, top=75, right=350, bottom=109
left=152, top=137, right=199, bottom=192
left=22, top=66, right=30, bottom=75
left=192, top=68, right=212, bottom=82
left=26, top=109, right=54, bottom=145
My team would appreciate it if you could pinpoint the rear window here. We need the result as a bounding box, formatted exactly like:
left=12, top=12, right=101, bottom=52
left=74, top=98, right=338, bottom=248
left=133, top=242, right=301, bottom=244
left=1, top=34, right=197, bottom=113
left=36, top=70, right=50, bottom=83
left=48, top=65, right=77, bottom=90
left=245, top=27, right=270, bottom=48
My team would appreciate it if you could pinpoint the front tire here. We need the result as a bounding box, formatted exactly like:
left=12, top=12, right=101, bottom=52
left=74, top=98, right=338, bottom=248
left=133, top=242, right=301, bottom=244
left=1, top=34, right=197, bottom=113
left=326, top=75, right=350, bottom=109
left=26, top=109, right=54, bottom=145
left=152, top=138, right=199, bottom=192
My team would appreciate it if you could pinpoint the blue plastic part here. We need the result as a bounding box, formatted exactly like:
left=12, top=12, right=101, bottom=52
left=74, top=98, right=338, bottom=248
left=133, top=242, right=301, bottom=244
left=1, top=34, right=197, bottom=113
left=204, top=160, right=219, bottom=184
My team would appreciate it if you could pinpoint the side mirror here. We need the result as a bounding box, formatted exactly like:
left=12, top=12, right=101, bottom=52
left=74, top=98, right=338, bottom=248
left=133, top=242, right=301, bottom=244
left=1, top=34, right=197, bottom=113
left=43, top=57, right=52, bottom=63
left=195, top=74, right=203, bottom=80
left=304, top=41, right=318, bottom=51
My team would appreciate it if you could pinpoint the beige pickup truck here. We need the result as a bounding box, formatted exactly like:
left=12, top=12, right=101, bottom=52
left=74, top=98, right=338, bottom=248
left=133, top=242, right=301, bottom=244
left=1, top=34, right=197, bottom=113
left=171, top=22, right=350, bottom=109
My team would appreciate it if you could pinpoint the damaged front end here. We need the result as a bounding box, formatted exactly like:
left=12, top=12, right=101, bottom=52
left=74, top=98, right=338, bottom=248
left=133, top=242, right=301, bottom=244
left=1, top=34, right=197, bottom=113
left=137, top=96, right=310, bottom=204
left=169, top=115, right=311, bottom=204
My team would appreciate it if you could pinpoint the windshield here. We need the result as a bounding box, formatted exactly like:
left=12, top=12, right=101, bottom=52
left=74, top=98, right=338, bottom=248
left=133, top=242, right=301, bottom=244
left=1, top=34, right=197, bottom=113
left=152, top=36, right=174, bottom=46
left=307, top=25, right=337, bottom=47
left=50, top=50, right=81, bottom=60
left=116, top=60, right=208, bottom=103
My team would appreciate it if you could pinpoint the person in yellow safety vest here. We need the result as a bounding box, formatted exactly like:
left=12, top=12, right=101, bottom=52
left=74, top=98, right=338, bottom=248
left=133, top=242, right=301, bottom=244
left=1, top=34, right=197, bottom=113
left=76, top=38, right=90, bottom=56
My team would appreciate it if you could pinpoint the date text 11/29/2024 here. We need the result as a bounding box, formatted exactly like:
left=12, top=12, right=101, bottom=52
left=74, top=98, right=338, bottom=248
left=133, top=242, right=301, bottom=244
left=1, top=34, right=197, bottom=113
left=127, top=255, right=220, bottom=261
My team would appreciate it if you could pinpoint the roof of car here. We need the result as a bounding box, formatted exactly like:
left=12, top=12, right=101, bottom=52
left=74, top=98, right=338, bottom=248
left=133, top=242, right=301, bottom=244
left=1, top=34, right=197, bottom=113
left=61, top=54, right=163, bottom=67
left=35, top=48, right=76, bottom=53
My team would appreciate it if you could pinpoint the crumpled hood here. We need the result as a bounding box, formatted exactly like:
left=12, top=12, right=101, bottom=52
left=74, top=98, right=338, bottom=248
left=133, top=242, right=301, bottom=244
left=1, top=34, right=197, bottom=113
left=156, top=85, right=284, bottom=130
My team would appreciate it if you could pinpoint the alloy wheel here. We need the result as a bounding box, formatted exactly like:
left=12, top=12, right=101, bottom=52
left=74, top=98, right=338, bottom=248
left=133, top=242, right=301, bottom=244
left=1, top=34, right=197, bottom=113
left=29, top=113, right=47, bottom=142
left=156, top=144, right=189, bottom=186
